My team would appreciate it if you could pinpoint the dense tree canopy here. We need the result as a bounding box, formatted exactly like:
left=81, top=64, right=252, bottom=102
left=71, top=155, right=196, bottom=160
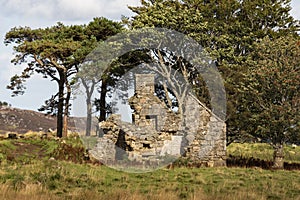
left=242, top=35, right=300, bottom=168
left=127, top=0, right=299, bottom=144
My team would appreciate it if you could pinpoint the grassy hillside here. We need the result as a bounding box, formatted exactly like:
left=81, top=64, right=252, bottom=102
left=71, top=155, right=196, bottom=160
left=0, top=137, right=300, bottom=200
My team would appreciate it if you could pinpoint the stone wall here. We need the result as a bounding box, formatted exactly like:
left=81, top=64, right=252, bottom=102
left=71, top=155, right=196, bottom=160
left=90, top=74, right=226, bottom=167
left=128, top=74, right=180, bottom=132
left=181, top=95, right=226, bottom=167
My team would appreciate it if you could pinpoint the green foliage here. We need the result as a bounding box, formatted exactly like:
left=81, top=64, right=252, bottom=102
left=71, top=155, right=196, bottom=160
left=127, top=0, right=300, bottom=144
left=242, top=35, right=300, bottom=146
left=51, top=136, right=87, bottom=163
left=4, top=18, right=123, bottom=137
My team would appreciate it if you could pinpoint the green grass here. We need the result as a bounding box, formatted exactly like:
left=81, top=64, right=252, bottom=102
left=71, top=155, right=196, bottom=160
left=0, top=138, right=300, bottom=199
left=0, top=140, right=17, bottom=151
left=0, top=161, right=300, bottom=199
left=0, top=140, right=17, bottom=163
left=227, top=143, right=300, bottom=163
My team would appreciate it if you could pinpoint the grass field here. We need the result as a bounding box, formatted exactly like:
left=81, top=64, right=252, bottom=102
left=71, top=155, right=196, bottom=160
left=227, top=142, right=300, bottom=163
left=0, top=137, right=299, bottom=200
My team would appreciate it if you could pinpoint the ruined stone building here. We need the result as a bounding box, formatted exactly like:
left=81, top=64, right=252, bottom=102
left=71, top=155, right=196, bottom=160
left=90, top=74, right=226, bottom=168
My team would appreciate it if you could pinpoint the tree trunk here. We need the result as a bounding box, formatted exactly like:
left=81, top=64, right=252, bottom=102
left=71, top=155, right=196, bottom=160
left=99, top=78, right=107, bottom=122
left=57, top=79, right=64, bottom=138
left=80, top=78, right=95, bottom=137
left=86, top=95, right=92, bottom=136
left=273, top=144, right=284, bottom=169
left=63, top=80, right=71, bottom=137
left=63, top=115, right=68, bottom=137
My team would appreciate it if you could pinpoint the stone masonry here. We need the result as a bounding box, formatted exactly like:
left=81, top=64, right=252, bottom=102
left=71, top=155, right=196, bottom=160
left=90, top=74, right=226, bottom=167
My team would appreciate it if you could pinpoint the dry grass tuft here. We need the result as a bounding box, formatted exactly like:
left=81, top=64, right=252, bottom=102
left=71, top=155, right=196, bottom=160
left=0, top=184, right=59, bottom=200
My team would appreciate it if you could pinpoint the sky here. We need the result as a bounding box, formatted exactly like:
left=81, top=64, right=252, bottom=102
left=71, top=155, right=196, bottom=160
left=0, top=0, right=300, bottom=113
left=0, top=0, right=141, bottom=112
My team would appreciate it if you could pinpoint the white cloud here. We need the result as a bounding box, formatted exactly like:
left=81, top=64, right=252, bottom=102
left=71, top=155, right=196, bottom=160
left=290, top=0, right=300, bottom=20
left=1, top=0, right=52, bottom=19
left=0, top=51, right=21, bottom=80
left=0, top=0, right=141, bottom=110
left=57, top=0, right=111, bottom=20
left=0, top=0, right=140, bottom=21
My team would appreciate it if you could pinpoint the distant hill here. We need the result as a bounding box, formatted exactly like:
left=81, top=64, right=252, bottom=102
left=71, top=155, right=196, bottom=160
left=0, top=106, right=99, bottom=136
left=0, top=106, right=57, bottom=134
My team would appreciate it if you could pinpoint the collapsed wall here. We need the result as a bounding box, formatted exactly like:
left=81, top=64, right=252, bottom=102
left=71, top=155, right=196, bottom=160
left=90, top=74, right=226, bottom=167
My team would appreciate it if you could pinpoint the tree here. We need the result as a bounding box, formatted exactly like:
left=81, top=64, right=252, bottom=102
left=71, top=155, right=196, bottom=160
left=242, top=35, right=300, bottom=168
left=0, top=101, right=10, bottom=107
left=80, top=43, right=153, bottom=125
left=127, top=0, right=299, bottom=144
left=5, top=23, right=83, bottom=137
left=76, top=18, right=123, bottom=136
left=4, top=18, right=123, bottom=137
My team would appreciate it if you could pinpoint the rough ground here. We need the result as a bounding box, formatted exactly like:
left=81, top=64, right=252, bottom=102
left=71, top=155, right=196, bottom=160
left=4, top=141, right=47, bottom=163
